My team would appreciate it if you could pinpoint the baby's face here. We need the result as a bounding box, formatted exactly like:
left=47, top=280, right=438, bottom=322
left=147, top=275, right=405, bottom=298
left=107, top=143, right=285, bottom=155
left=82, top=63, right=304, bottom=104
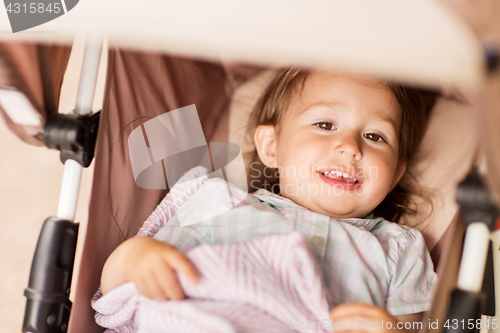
left=270, top=72, right=405, bottom=219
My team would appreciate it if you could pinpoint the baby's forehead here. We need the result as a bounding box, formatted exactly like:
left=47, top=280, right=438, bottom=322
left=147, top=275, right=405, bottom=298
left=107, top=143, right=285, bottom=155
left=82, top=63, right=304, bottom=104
left=304, top=70, right=389, bottom=92
left=290, top=70, right=396, bottom=110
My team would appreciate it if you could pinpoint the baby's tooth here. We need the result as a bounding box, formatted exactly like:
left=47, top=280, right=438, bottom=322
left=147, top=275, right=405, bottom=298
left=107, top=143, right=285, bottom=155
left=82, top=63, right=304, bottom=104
left=342, top=173, right=350, bottom=178
left=336, top=171, right=343, bottom=176
left=324, top=171, right=330, bottom=175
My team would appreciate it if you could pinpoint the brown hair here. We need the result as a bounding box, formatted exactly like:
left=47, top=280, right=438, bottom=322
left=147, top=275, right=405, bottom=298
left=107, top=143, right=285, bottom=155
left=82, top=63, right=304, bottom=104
left=246, top=68, right=438, bottom=223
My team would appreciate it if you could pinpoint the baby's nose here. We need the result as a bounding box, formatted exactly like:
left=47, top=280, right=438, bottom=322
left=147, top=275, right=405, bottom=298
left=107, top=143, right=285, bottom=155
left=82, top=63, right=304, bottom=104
left=334, top=136, right=362, bottom=160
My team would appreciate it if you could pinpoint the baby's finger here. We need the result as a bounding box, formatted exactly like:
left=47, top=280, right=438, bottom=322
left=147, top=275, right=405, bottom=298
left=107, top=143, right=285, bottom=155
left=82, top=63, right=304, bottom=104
left=330, top=302, right=385, bottom=320
left=329, top=315, right=376, bottom=333
left=156, top=265, right=186, bottom=300
left=164, top=250, right=199, bottom=284
left=137, top=275, right=166, bottom=300
left=150, top=263, right=172, bottom=299
left=149, top=270, right=176, bottom=300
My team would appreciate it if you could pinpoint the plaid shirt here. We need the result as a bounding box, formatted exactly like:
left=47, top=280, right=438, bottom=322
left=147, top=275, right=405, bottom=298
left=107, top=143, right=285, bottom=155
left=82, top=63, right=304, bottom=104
left=140, top=166, right=436, bottom=316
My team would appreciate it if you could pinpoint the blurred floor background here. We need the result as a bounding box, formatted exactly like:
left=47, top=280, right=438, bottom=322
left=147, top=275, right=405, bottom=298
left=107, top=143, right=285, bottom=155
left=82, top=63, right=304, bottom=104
left=0, top=36, right=106, bottom=332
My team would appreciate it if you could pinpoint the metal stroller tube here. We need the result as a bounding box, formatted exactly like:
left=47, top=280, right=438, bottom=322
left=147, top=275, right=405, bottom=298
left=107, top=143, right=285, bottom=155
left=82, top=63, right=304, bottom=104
left=23, top=36, right=103, bottom=333
left=57, top=35, right=103, bottom=222
left=457, top=222, right=491, bottom=293
left=442, top=168, right=499, bottom=333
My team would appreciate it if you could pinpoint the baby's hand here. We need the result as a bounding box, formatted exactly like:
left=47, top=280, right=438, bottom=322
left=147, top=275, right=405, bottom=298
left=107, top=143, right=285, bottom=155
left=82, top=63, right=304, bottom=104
left=329, top=303, right=411, bottom=332
left=126, top=237, right=199, bottom=300
left=101, top=237, right=199, bottom=300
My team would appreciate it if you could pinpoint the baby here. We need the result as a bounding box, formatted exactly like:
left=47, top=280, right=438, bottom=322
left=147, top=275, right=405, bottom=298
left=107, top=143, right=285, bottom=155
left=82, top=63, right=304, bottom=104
left=100, top=69, right=438, bottom=332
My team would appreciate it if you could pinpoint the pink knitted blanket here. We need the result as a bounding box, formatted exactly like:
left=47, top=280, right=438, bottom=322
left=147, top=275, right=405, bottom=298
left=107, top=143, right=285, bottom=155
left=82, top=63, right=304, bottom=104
left=92, top=232, right=332, bottom=333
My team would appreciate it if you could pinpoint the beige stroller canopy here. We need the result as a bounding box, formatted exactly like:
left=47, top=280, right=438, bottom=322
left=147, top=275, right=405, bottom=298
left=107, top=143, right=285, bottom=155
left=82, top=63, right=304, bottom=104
left=1, top=1, right=499, bottom=332
left=0, top=0, right=483, bottom=88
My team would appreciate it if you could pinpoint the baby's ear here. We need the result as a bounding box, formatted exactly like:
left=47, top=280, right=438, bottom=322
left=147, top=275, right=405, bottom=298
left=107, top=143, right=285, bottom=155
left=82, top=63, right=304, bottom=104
left=390, top=160, right=407, bottom=191
left=254, top=125, right=278, bottom=168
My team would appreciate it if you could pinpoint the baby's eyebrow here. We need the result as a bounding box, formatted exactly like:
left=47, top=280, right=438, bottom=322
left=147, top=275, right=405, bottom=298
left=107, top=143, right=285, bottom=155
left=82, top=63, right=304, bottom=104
left=300, top=102, right=345, bottom=114
left=374, top=113, right=400, bottom=133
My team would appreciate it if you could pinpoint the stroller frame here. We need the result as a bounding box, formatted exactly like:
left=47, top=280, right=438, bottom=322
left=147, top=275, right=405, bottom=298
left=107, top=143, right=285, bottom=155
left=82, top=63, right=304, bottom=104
left=18, top=37, right=500, bottom=333
left=0, top=1, right=498, bottom=331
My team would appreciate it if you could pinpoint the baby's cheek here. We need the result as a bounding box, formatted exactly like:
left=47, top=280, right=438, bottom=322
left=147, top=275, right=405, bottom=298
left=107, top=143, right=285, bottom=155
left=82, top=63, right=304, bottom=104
left=377, top=158, right=397, bottom=183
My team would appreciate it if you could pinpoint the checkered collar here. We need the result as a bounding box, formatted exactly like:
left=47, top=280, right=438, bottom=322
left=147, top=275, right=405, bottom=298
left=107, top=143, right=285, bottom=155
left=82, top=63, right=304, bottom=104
left=252, top=189, right=384, bottom=231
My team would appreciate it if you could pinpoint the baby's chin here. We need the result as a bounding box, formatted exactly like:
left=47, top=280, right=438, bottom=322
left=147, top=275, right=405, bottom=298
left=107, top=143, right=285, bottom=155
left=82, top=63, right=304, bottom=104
left=316, top=207, right=368, bottom=219
left=298, top=197, right=371, bottom=219
left=279, top=191, right=373, bottom=219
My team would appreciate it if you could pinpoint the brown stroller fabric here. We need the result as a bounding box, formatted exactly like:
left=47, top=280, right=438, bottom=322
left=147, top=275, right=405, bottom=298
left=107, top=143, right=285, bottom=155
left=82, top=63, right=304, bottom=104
left=71, top=50, right=262, bottom=332
left=0, top=42, right=479, bottom=333
left=0, top=42, right=263, bottom=332
left=0, top=42, right=71, bottom=146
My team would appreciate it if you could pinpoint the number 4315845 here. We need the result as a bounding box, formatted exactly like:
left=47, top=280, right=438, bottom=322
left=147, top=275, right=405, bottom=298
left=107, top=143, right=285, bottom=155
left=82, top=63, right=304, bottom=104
left=6, top=3, right=61, bottom=14
left=443, top=318, right=498, bottom=330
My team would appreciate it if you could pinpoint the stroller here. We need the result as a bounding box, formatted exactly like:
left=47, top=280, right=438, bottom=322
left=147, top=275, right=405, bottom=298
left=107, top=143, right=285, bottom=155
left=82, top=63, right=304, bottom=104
left=1, top=0, right=499, bottom=332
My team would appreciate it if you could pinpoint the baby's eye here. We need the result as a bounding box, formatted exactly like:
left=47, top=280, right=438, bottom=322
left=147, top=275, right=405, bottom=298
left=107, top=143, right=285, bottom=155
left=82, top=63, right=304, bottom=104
left=364, top=133, right=386, bottom=142
left=314, top=121, right=336, bottom=130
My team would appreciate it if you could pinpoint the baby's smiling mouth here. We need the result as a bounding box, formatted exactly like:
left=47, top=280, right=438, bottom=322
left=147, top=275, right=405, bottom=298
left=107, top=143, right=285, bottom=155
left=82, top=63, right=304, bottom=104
left=317, top=170, right=360, bottom=184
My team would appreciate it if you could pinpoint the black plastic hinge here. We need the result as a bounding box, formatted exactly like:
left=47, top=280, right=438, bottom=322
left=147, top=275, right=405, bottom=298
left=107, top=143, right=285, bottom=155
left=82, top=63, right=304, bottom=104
left=442, top=289, right=486, bottom=333
left=456, top=167, right=499, bottom=231
left=454, top=168, right=498, bottom=319
left=22, top=217, right=79, bottom=333
left=41, top=111, right=100, bottom=168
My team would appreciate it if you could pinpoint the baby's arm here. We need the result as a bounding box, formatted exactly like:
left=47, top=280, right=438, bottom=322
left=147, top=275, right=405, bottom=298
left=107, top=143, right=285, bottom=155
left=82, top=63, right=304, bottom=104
left=100, top=167, right=210, bottom=299
left=101, top=237, right=199, bottom=300
left=329, top=303, right=422, bottom=333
